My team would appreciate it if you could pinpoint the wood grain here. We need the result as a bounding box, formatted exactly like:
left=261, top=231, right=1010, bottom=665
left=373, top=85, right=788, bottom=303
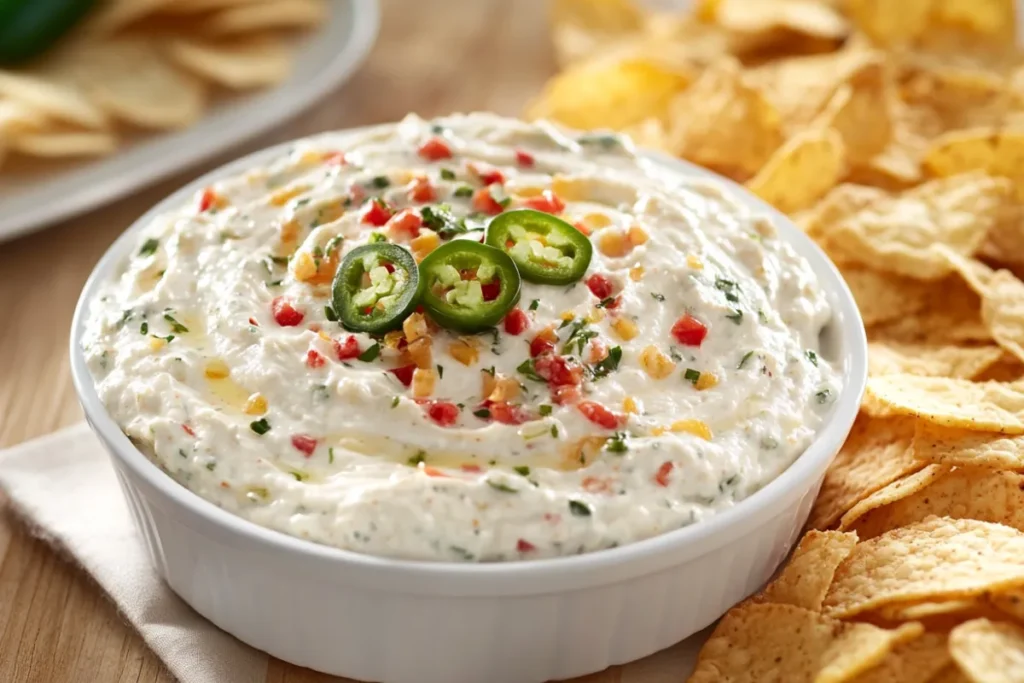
left=0, top=1, right=695, bottom=680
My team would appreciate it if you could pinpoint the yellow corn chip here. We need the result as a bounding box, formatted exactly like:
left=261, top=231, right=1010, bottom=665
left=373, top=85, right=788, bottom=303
left=844, top=0, right=932, bottom=45
left=847, top=632, right=950, bottom=683
left=981, top=270, right=1024, bottom=364
left=867, top=276, right=992, bottom=345
left=549, top=0, right=645, bottom=65
left=924, top=127, right=1024, bottom=198
left=929, top=666, right=972, bottom=683
left=839, top=465, right=949, bottom=532
left=932, top=0, right=1018, bottom=44
left=863, top=374, right=1024, bottom=433
left=715, top=0, right=849, bottom=46
left=164, top=36, right=293, bottom=89
left=8, top=130, right=117, bottom=157
left=813, top=61, right=891, bottom=166
left=949, top=619, right=1024, bottom=683
left=0, top=72, right=107, bottom=130
left=751, top=529, right=859, bottom=611
left=839, top=266, right=933, bottom=328
left=746, top=126, right=845, bottom=212
left=875, top=598, right=987, bottom=623
left=868, top=342, right=1005, bottom=379
left=913, top=421, right=1024, bottom=468
left=989, top=587, right=1024, bottom=622
left=203, top=0, right=327, bottom=35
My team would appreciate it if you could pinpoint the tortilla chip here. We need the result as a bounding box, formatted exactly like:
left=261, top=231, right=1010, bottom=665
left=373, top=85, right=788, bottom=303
left=903, top=66, right=1017, bottom=133
left=848, top=467, right=1024, bottom=540
left=868, top=342, right=1005, bottom=379
left=0, top=99, right=47, bottom=136
left=164, top=36, right=293, bottom=89
left=932, top=0, right=1018, bottom=44
left=688, top=602, right=922, bottom=683
left=621, top=117, right=669, bottom=151
left=838, top=465, right=949, bottom=532
left=816, top=173, right=1012, bottom=280
left=844, top=0, right=932, bottom=45
left=806, top=415, right=922, bottom=531
left=839, top=266, right=934, bottom=327
left=823, top=517, right=1024, bottom=619
left=989, top=587, right=1024, bottom=622
left=974, top=356, right=1024, bottom=382
left=924, top=127, right=1024, bottom=198
left=801, top=182, right=887, bottom=244
left=203, top=0, right=327, bottom=35
left=847, top=632, right=950, bottom=683
left=862, top=375, right=1024, bottom=433
left=867, top=277, right=991, bottom=345
left=855, top=100, right=939, bottom=189
left=929, top=667, right=972, bottom=683
left=913, top=422, right=1024, bottom=468
left=0, top=73, right=107, bottom=130
left=549, top=0, right=645, bottom=65
left=752, top=530, right=859, bottom=611
left=813, top=61, right=891, bottom=166
left=80, top=0, right=169, bottom=35
left=667, top=57, right=783, bottom=179
left=7, top=130, right=117, bottom=157
left=949, top=619, right=1024, bottom=683
left=714, top=0, right=849, bottom=55
left=981, top=270, right=1024, bottom=364
left=746, top=127, right=845, bottom=212
left=874, top=598, right=987, bottom=623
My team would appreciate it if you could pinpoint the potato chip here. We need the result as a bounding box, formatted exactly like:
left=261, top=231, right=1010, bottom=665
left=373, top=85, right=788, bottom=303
left=550, top=0, right=645, bottom=65
left=527, top=56, right=691, bottom=131
left=43, top=39, right=207, bottom=130
left=7, top=130, right=117, bottom=157
left=806, top=415, right=922, bottom=531
left=165, top=36, right=292, bottom=89
left=813, top=61, right=891, bottom=166
left=839, top=465, right=949, bottom=532
left=823, top=517, right=1024, bottom=619
left=667, top=58, right=783, bottom=179
left=746, top=127, right=844, bottom=212
left=838, top=266, right=933, bottom=327
left=688, top=602, right=922, bottom=683
left=848, top=632, right=950, bottom=683
left=924, top=128, right=1024, bottom=198
left=0, top=73, right=107, bottom=130
left=868, top=342, right=1004, bottom=379
left=949, top=619, right=1024, bottom=683
left=863, top=374, right=1024, bottom=433
left=913, top=422, right=1024, bottom=468
left=818, top=173, right=1011, bottom=280
left=848, top=467, right=1024, bottom=540
left=844, top=0, right=932, bottom=45
left=752, top=530, right=858, bottom=611
left=204, top=0, right=327, bottom=35
left=990, top=587, right=1024, bottom=623
left=715, top=0, right=849, bottom=48
left=981, top=270, right=1024, bottom=364
left=932, top=0, right=1018, bottom=44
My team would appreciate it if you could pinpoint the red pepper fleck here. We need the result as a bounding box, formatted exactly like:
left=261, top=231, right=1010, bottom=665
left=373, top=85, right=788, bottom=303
left=469, top=162, right=504, bottom=186
left=305, top=349, right=326, bottom=368
left=388, top=208, right=423, bottom=238
left=654, top=461, right=674, bottom=487
left=423, top=465, right=447, bottom=477
left=472, top=188, right=504, bottom=215
left=334, top=335, right=361, bottom=361
left=543, top=512, right=561, bottom=523
left=515, top=150, right=535, bottom=167
left=516, top=538, right=536, bottom=553
left=248, top=316, right=259, bottom=327
left=389, top=364, right=417, bottom=387
left=349, top=184, right=367, bottom=204
left=551, top=384, right=581, bottom=406
left=503, top=307, right=529, bottom=335
left=577, top=401, right=622, bottom=430
left=573, top=221, right=592, bottom=236
left=324, top=151, right=346, bottom=166
left=308, top=323, right=322, bottom=333
left=291, top=434, right=318, bottom=457
left=588, top=339, right=609, bottom=363
left=198, top=188, right=216, bottom=212
left=182, top=424, right=195, bottom=437
left=489, top=402, right=531, bottom=425
left=460, top=464, right=483, bottom=473
left=481, top=280, right=501, bottom=302
left=672, top=313, right=708, bottom=347
left=271, top=297, right=304, bottom=327
left=585, top=273, right=615, bottom=300
left=582, top=476, right=612, bottom=493
left=409, top=176, right=436, bottom=203
left=360, top=199, right=393, bottom=226
left=535, top=354, right=583, bottom=386
left=418, top=137, right=452, bottom=161
left=425, top=400, right=460, bottom=426
left=521, top=190, right=564, bottom=215
left=530, top=336, right=554, bottom=357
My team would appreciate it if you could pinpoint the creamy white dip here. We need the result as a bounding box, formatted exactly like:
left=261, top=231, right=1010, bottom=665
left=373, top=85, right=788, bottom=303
left=83, top=113, right=840, bottom=562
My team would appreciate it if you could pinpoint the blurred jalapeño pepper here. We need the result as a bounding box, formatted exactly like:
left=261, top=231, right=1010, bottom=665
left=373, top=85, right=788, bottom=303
left=486, top=209, right=592, bottom=285
left=333, top=243, right=422, bottom=333
left=418, top=240, right=521, bottom=333
left=0, top=0, right=97, bottom=65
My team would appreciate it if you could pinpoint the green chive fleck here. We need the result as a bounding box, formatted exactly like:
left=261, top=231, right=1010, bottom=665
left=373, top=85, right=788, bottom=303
left=358, top=342, right=381, bottom=362
left=138, top=238, right=159, bottom=257
left=684, top=368, right=701, bottom=384
left=738, top=351, right=755, bottom=369
left=250, top=418, right=271, bottom=435
left=513, top=465, right=530, bottom=476
left=568, top=499, right=592, bottom=516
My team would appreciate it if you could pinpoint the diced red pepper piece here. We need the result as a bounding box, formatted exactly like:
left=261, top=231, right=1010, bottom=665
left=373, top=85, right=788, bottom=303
left=324, top=151, right=346, bottom=166
left=198, top=188, right=216, bottom=212
left=588, top=339, right=609, bottom=363
left=515, top=150, right=535, bottom=167
left=349, top=184, right=367, bottom=204
left=388, top=208, right=423, bottom=238
left=271, top=297, right=304, bottom=327
left=248, top=316, right=259, bottom=327
left=535, top=354, right=583, bottom=386
left=481, top=280, right=501, bottom=302
left=423, top=465, right=447, bottom=477
left=409, top=177, right=436, bottom=203
left=472, top=188, right=504, bottom=216
left=418, top=137, right=452, bottom=161
left=551, top=384, right=580, bottom=405
left=460, top=463, right=483, bottom=473
left=577, top=401, right=622, bottom=430
left=389, top=364, right=417, bottom=387
left=503, top=308, right=529, bottom=335
left=530, top=336, right=554, bottom=357
left=521, top=190, right=564, bottom=215
left=360, top=199, right=393, bottom=226
left=469, top=162, right=504, bottom=186
left=585, top=273, right=615, bottom=300
left=182, top=423, right=195, bottom=437
left=516, top=538, right=536, bottom=552
left=573, top=221, right=592, bottom=236
left=671, top=313, right=708, bottom=347
left=489, top=402, right=530, bottom=425
left=425, top=400, right=460, bottom=426
left=291, top=434, right=318, bottom=457
left=334, top=335, right=361, bottom=361
left=305, top=349, right=326, bottom=368
left=654, top=461, right=674, bottom=487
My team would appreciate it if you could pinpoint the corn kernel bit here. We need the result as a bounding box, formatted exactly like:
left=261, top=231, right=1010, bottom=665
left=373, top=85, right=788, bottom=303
left=279, top=219, right=300, bottom=244
left=627, top=224, right=649, bottom=246
left=612, top=317, right=639, bottom=341
left=244, top=393, right=268, bottom=416
left=670, top=419, right=713, bottom=440
left=481, top=369, right=497, bottom=397
left=585, top=307, right=606, bottom=324
left=582, top=212, right=613, bottom=231
left=639, top=345, right=675, bottom=379
left=686, top=254, right=704, bottom=270
left=560, top=310, right=575, bottom=322
left=597, top=228, right=633, bottom=258
left=269, top=185, right=308, bottom=207
left=406, top=337, right=433, bottom=369
left=149, top=337, right=167, bottom=351
left=513, top=185, right=544, bottom=198
left=383, top=330, right=405, bottom=349
left=650, top=426, right=667, bottom=436
left=298, top=151, right=322, bottom=166
left=623, top=397, right=639, bottom=414
left=204, top=359, right=231, bottom=380
left=695, top=372, right=719, bottom=391
left=488, top=376, right=522, bottom=403
left=318, top=204, right=345, bottom=225
left=292, top=251, right=317, bottom=281
left=394, top=170, right=414, bottom=185
left=317, top=331, right=332, bottom=343
left=629, top=266, right=645, bottom=281
left=403, top=312, right=429, bottom=343
left=449, top=338, right=479, bottom=366
left=412, top=368, right=437, bottom=398
left=551, top=176, right=587, bottom=201
left=410, top=230, right=441, bottom=262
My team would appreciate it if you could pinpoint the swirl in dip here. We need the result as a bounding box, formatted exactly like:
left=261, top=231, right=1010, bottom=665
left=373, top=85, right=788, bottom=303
left=83, top=113, right=840, bottom=562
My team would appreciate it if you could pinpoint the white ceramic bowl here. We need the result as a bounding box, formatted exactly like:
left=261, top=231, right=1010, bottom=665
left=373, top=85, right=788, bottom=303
left=70, top=126, right=867, bottom=683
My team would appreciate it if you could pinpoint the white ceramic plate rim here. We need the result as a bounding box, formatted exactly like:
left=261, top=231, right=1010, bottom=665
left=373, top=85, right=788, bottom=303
left=0, top=0, right=380, bottom=244
left=69, top=124, right=867, bottom=596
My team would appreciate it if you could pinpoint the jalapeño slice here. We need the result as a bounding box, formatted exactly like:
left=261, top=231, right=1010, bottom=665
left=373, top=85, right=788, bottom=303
left=485, top=209, right=592, bottom=285
left=418, top=241, right=521, bottom=333
left=333, top=243, right=421, bottom=333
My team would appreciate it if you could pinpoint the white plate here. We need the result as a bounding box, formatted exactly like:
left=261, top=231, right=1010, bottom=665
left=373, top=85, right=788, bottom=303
left=0, top=0, right=380, bottom=244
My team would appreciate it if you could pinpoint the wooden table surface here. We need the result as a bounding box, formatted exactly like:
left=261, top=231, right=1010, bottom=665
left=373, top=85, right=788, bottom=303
left=0, top=1, right=694, bottom=681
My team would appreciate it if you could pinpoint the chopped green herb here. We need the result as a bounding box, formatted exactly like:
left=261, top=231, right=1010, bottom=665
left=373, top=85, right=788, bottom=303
left=568, top=499, right=592, bottom=516
left=269, top=255, right=290, bottom=266
left=328, top=447, right=335, bottom=465
left=529, top=299, right=540, bottom=311
left=482, top=365, right=496, bottom=376
left=605, top=431, right=628, bottom=454
left=816, top=388, right=833, bottom=404
left=140, top=321, right=148, bottom=335
left=324, top=304, right=338, bottom=322
left=668, top=345, right=683, bottom=363
left=550, top=425, right=559, bottom=438
left=761, top=436, right=779, bottom=449
left=391, top=396, right=400, bottom=408
left=250, top=418, right=271, bottom=435
left=367, top=232, right=387, bottom=243
left=205, top=462, right=216, bottom=471
left=408, top=451, right=426, bottom=466
left=726, top=309, right=744, bottom=324
left=449, top=545, right=473, bottom=560
left=758, top=309, right=769, bottom=324
left=473, top=408, right=491, bottom=419
left=430, top=123, right=448, bottom=135
left=312, top=245, right=324, bottom=259
left=714, top=278, right=740, bottom=303
left=163, top=313, right=188, bottom=334
left=563, top=320, right=597, bottom=356
left=151, top=334, right=175, bottom=343
left=289, top=469, right=310, bottom=482
left=453, top=185, right=473, bottom=198
left=684, top=368, right=701, bottom=384
left=517, top=358, right=545, bottom=382
left=650, top=292, right=665, bottom=302
left=436, top=364, right=444, bottom=379
left=358, top=342, right=381, bottom=362
left=324, top=235, right=344, bottom=255
left=513, top=465, right=530, bottom=476
left=738, top=351, right=755, bottom=369
left=577, top=133, right=621, bottom=149
left=487, top=479, right=518, bottom=493
left=369, top=175, right=390, bottom=189
left=806, top=350, right=819, bottom=367
left=596, top=296, right=617, bottom=309
left=591, top=345, right=622, bottom=379
left=538, top=404, right=553, bottom=416
left=138, top=238, right=159, bottom=257
left=440, top=168, right=456, bottom=181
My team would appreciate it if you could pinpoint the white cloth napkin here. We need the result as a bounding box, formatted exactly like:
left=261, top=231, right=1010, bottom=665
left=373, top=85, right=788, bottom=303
left=0, top=423, right=270, bottom=683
